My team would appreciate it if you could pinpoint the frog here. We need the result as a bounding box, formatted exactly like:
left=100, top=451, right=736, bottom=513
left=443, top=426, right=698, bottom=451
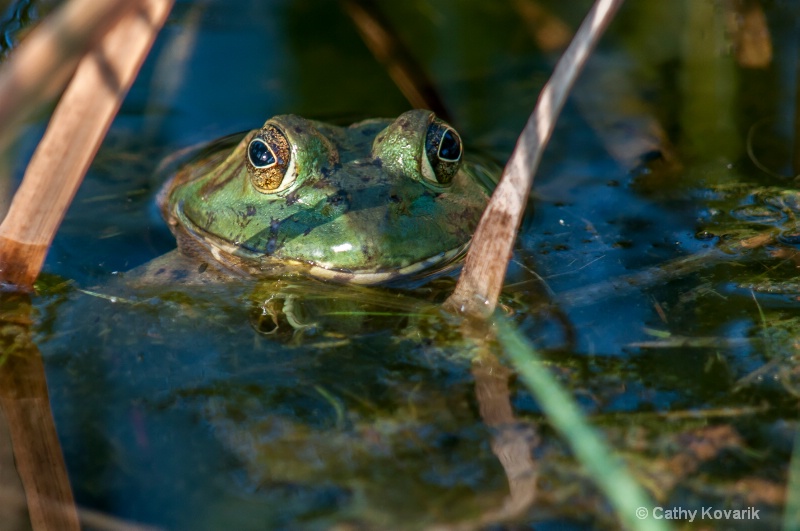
left=142, top=109, right=491, bottom=286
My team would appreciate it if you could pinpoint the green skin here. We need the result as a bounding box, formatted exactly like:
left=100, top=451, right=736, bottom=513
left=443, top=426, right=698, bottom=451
left=161, top=110, right=490, bottom=284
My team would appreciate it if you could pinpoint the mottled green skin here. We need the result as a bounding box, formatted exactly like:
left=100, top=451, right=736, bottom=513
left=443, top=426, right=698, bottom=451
left=162, top=110, right=490, bottom=283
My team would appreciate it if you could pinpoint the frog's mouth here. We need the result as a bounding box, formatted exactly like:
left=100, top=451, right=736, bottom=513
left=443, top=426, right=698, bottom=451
left=295, top=241, right=471, bottom=285
left=174, top=204, right=470, bottom=285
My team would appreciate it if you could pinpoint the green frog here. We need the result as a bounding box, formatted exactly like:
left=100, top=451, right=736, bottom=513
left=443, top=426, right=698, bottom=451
left=145, top=109, right=491, bottom=285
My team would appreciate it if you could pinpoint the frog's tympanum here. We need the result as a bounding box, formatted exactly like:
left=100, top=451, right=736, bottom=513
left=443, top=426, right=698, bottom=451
left=158, top=110, right=490, bottom=284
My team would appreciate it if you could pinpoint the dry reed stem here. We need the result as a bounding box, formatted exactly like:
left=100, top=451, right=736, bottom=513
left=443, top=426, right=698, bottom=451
left=512, top=0, right=573, bottom=52
left=0, top=486, right=160, bottom=531
left=0, top=410, right=27, bottom=530
left=445, top=0, right=625, bottom=318
left=725, top=0, right=772, bottom=69
left=472, top=357, right=539, bottom=524
left=0, top=294, right=78, bottom=530
left=0, top=0, right=174, bottom=290
left=1, top=354, right=81, bottom=530
left=0, top=0, right=138, bottom=153
left=341, top=0, right=451, bottom=122
left=515, top=0, right=680, bottom=176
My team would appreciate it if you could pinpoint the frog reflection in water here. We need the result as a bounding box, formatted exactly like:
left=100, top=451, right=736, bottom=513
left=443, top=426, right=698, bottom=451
left=148, top=109, right=490, bottom=286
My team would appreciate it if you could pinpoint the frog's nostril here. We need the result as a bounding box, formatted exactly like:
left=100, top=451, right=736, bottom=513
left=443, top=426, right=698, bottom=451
left=327, top=190, right=349, bottom=207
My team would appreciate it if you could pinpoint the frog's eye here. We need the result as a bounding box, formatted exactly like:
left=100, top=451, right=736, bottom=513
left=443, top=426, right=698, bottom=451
left=421, top=120, right=462, bottom=187
left=246, top=125, right=294, bottom=193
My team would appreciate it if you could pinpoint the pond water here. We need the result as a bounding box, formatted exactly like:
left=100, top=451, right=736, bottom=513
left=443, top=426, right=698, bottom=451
left=2, top=0, right=799, bottom=529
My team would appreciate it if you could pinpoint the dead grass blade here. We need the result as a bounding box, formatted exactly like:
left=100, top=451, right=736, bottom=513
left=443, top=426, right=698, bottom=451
left=0, top=0, right=174, bottom=290
left=0, top=294, right=79, bottom=530
left=0, top=0, right=138, bottom=153
left=0, top=486, right=161, bottom=531
left=512, top=0, right=572, bottom=52
left=725, top=0, right=772, bottom=69
left=515, top=0, right=680, bottom=175
left=445, top=0, right=625, bottom=318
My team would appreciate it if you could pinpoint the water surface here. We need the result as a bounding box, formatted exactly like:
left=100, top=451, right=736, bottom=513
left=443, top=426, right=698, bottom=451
left=3, top=0, right=797, bottom=528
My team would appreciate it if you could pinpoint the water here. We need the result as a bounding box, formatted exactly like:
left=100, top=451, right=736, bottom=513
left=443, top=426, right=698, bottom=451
left=2, top=0, right=799, bottom=528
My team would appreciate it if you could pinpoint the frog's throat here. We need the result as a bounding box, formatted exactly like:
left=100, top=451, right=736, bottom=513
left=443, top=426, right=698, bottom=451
left=174, top=207, right=469, bottom=285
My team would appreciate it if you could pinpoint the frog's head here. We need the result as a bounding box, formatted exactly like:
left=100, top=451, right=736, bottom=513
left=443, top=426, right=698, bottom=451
left=164, top=109, right=490, bottom=284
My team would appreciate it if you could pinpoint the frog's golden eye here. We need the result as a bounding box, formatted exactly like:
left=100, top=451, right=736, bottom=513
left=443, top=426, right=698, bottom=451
left=246, top=125, right=294, bottom=193
left=421, top=120, right=462, bottom=186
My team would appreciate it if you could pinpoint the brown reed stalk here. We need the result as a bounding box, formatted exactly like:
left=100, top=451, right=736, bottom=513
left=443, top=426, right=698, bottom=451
left=0, top=0, right=174, bottom=290
left=0, top=0, right=137, bottom=153
left=445, top=0, right=626, bottom=318
left=341, top=0, right=451, bottom=122
left=0, top=303, right=81, bottom=530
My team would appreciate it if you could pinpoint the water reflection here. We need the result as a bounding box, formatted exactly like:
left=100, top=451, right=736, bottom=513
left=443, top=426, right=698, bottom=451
left=471, top=354, right=538, bottom=524
left=0, top=293, right=78, bottom=530
left=10, top=0, right=800, bottom=528
left=35, top=276, right=558, bottom=528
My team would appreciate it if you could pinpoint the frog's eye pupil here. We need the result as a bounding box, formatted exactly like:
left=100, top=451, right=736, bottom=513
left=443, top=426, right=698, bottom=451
left=246, top=124, right=293, bottom=193
left=438, top=129, right=461, bottom=161
left=424, top=120, right=462, bottom=186
left=248, top=139, right=276, bottom=168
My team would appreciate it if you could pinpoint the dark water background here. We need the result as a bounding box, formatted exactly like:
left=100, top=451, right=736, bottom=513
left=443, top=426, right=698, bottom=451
left=3, top=0, right=799, bottom=528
